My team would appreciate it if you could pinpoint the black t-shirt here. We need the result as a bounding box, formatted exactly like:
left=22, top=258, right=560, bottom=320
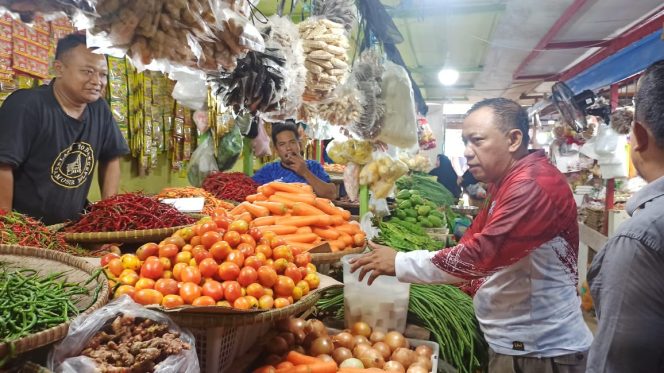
left=0, top=84, right=130, bottom=225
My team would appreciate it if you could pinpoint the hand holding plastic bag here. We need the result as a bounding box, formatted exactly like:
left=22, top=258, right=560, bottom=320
left=48, top=296, right=199, bottom=373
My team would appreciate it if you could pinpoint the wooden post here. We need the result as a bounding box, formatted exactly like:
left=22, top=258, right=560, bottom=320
left=317, top=140, right=323, bottom=165
left=359, top=185, right=369, bottom=219
left=603, top=83, right=620, bottom=235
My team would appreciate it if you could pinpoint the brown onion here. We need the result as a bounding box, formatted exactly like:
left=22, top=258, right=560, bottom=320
left=339, top=358, right=364, bottom=368
left=406, top=364, right=429, bottom=373
left=372, top=342, right=391, bottom=360
left=359, top=348, right=385, bottom=368
left=333, top=332, right=356, bottom=350
left=266, top=336, right=289, bottom=355
left=415, top=355, right=432, bottom=370
left=391, top=347, right=416, bottom=368
left=310, top=337, right=335, bottom=356
left=317, top=354, right=335, bottom=363
left=351, top=321, right=372, bottom=337
left=384, top=331, right=407, bottom=351
left=369, top=330, right=386, bottom=343
left=415, top=344, right=433, bottom=359
left=292, top=345, right=306, bottom=354
left=278, top=332, right=295, bottom=347
left=354, top=335, right=370, bottom=347
left=332, top=347, right=354, bottom=364
left=264, top=354, right=282, bottom=366
left=353, top=342, right=372, bottom=358
left=384, top=360, right=406, bottom=373
left=305, top=319, right=328, bottom=338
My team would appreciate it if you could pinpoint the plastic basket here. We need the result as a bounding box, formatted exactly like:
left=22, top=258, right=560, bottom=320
left=190, top=322, right=272, bottom=373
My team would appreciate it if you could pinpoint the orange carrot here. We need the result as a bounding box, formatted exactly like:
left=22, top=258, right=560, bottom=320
left=254, top=201, right=287, bottom=215
left=286, top=351, right=322, bottom=366
left=237, top=212, right=252, bottom=223
left=257, top=184, right=276, bottom=197
left=230, top=204, right=247, bottom=216
left=245, top=193, right=267, bottom=203
left=339, top=232, right=353, bottom=247
left=268, top=181, right=314, bottom=195
left=268, top=195, right=295, bottom=208
left=241, top=202, right=270, bottom=218
left=353, top=232, right=366, bottom=246
left=276, top=215, right=332, bottom=227
left=251, top=216, right=277, bottom=227
left=296, top=226, right=313, bottom=234
left=330, top=215, right=345, bottom=226
left=279, top=233, right=319, bottom=243
left=308, top=362, right=338, bottom=373
left=313, top=227, right=340, bottom=240
left=276, top=361, right=294, bottom=369
left=292, top=202, right=328, bottom=216
left=256, top=225, right=299, bottom=235
left=252, top=366, right=276, bottom=373
left=328, top=239, right=346, bottom=251
left=285, top=241, right=318, bottom=251
left=314, top=198, right=351, bottom=220
left=336, top=223, right=360, bottom=235
left=274, top=192, right=316, bottom=205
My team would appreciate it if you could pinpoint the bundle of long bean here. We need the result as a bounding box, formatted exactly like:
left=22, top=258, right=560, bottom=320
left=157, top=187, right=235, bottom=215
left=396, top=173, right=456, bottom=206
left=375, top=220, right=445, bottom=252
left=63, top=193, right=196, bottom=233
left=0, top=263, right=103, bottom=344
left=314, top=287, right=344, bottom=320
left=0, top=210, right=80, bottom=254
left=409, top=285, right=488, bottom=373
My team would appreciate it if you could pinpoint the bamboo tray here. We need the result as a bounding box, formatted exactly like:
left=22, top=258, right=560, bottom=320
left=55, top=224, right=192, bottom=244
left=310, top=245, right=367, bottom=265
left=0, top=245, right=110, bottom=360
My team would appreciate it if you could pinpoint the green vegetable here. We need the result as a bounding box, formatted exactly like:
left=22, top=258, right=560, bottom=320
left=397, top=173, right=456, bottom=206
left=409, top=285, right=488, bottom=373
left=405, top=217, right=417, bottom=223
left=395, top=209, right=407, bottom=220
left=396, top=190, right=411, bottom=200
left=398, top=200, right=412, bottom=210
left=314, top=287, right=344, bottom=320
left=405, top=208, right=417, bottom=218
left=429, top=215, right=443, bottom=227
left=376, top=220, right=445, bottom=252
left=417, top=205, right=431, bottom=216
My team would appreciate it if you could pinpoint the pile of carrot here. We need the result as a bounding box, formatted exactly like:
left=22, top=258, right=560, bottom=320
left=231, top=182, right=365, bottom=252
left=253, top=351, right=389, bottom=373
left=156, top=187, right=235, bottom=215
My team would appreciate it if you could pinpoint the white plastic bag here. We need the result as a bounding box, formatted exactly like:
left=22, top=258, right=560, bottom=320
left=377, top=61, right=417, bottom=148
left=252, top=118, right=272, bottom=157
left=48, top=296, right=199, bottom=373
left=344, top=162, right=360, bottom=202
left=171, top=70, right=208, bottom=110
left=187, top=135, right=219, bottom=186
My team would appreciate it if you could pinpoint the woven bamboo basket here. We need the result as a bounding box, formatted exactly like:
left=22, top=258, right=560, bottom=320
left=57, top=224, right=192, bottom=244
left=311, top=245, right=367, bottom=266
left=0, top=245, right=110, bottom=360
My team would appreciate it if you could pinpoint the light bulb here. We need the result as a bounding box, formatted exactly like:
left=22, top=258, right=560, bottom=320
left=438, top=68, right=459, bottom=86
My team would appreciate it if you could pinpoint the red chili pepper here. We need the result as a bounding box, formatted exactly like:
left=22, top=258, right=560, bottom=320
left=202, top=172, right=257, bottom=202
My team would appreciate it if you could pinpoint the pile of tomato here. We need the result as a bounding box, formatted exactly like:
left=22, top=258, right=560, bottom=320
left=101, top=208, right=321, bottom=310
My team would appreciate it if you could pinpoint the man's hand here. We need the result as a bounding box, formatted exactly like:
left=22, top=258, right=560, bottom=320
left=282, top=152, right=308, bottom=176
left=349, top=241, right=398, bottom=285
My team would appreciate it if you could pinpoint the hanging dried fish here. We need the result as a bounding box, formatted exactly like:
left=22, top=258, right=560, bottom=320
left=312, top=0, right=357, bottom=32
left=349, top=50, right=386, bottom=140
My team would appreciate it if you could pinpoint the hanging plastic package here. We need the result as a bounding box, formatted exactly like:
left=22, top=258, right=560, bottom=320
left=171, top=70, right=207, bottom=111
left=48, top=296, right=199, bottom=373
left=187, top=135, right=218, bottom=187
left=0, top=0, right=96, bottom=22
left=216, top=124, right=243, bottom=171
left=343, top=162, right=360, bottom=202
left=252, top=118, right=272, bottom=157
left=377, top=61, right=417, bottom=148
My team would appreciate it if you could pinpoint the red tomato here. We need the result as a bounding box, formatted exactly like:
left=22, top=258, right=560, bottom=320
left=272, top=258, right=289, bottom=274
left=158, top=257, right=172, bottom=271
left=272, top=245, right=294, bottom=262
left=270, top=237, right=287, bottom=249
left=257, top=237, right=272, bottom=247
left=237, top=266, right=258, bottom=287
left=192, top=248, right=212, bottom=264
left=223, top=231, right=242, bottom=247
left=190, top=236, right=202, bottom=247
left=223, top=281, right=242, bottom=303
left=209, top=241, right=232, bottom=262
left=200, top=231, right=223, bottom=249
left=172, top=263, right=188, bottom=281
left=154, top=278, right=179, bottom=296
left=304, top=273, right=320, bottom=289
left=244, top=255, right=263, bottom=270
left=261, top=231, right=277, bottom=241
left=114, top=285, right=135, bottom=299
left=306, top=263, right=317, bottom=274
left=218, top=262, right=241, bottom=281
left=214, top=216, right=232, bottom=230
left=198, top=258, right=219, bottom=279
left=159, top=244, right=179, bottom=259
left=284, top=264, right=303, bottom=283
left=211, top=207, right=227, bottom=218
left=255, top=244, right=272, bottom=259
left=179, top=282, right=202, bottom=304
left=107, top=258, right=124, bottom=277
left=181, top=266, right=202, bottom=285
left=298, top=266, right=308, bottom=280
left=274, top=275, right=295, bottom=297
left=294, top=252, right=312, bottom=267
left=226, top=250, right=245, bottom=267
left=296, top=280, right=310, bottom=296
left=133, top=289, right=163, bottom=305
left=233, top=296, right=251, bottom=310
left=274, top=297, right=290, bottom=309
left=192, top=295, right=216, bottom=306
left=290, top=246, right=303, bottom=257
left=141, top=259, right=164, bottom=280
left=248, top=227, right=263, bottom=241
left=258, top=295, right=274, bottom=309
left=237, top=243, right=255, bottom=257
left=229, top=219, right=249, bottom=234
left=163, top=235, right=186, bottom=248
left=135, top=278, right=155, bottom=291
left=240, top=234, right=256, bottom=247
left=246, top=283, right=265, bottom=299
left=101, top=253, right=120, bottom=267
left=162, top=294, right=184, bottom=308
left=198, top=221, right=218, bottom=235
left=175, top=251, right=193, bottom=265
left=257, top=266, right=278, bottom=288
left=202, top=280, right=224, bottom=301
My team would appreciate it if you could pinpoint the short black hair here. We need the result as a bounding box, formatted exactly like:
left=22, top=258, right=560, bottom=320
left=635, top=59, right=664, bottom=148
left=271, top=120, right=299, bottom=145
left=55, top=33, right=87, bottom=61
left=466, top=97, right=530, bottom=148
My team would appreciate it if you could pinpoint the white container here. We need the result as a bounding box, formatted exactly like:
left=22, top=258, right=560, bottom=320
left=342, top=254, right=410, bottom=333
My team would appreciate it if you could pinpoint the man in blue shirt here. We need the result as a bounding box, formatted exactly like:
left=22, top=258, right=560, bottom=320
left=253, top=122, right=338, bottom=199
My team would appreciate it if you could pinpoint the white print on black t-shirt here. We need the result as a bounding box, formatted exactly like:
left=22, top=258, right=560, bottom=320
left=50, top=142, right=95, bottom=188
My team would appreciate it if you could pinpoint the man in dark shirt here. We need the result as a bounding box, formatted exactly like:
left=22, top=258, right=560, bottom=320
left=586, top=60, right=664, bottom=373
left=0, top=33, right=129, bottom=225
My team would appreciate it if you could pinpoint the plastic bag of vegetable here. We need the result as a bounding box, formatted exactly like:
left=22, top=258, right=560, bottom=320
left=343, top=162, right=360, bottom=202
left=48, top=295, right=199, bottom=373
left=377, top=61, right=417, bottom=148
left=187, top=134, right=218, bottom=187
left=216, top=123, right=243, bottom=171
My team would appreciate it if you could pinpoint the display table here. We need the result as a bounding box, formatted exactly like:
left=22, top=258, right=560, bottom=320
left=578, top=222, right=608, bottom=290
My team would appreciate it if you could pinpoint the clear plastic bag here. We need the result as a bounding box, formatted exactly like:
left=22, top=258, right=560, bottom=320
left=171, top=70, right=208, bottom=111
left=252, top=117, right=272, bottom=157
left=326, top=138, right=373, bottom=165
left=188, top=135, right=219, bottom=187
left=216, top=124, right=243, bottom=171
left=378, top=61, right=417, bottom=148
left=48, top=295, right=199, bottom=373
left=343, top=162, right=360, bottom=202
left=0, top=0, right=96, bottom=22
left=359, top=152, right=408, bottom=199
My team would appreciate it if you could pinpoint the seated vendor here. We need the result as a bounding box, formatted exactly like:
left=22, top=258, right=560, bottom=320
left=253, top=121, right=338, bottom=199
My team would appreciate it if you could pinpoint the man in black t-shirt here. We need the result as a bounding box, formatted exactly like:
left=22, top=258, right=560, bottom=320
left=0, top=34, right=129, bottom=225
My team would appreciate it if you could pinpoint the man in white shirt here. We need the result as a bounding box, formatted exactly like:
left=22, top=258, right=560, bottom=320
left=352, top=98, right=592, bottom=373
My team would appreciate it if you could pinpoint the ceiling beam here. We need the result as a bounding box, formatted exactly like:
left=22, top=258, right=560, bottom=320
left=512, top=0, right=591, bottom=80
left=387, top=2, right=506, bottom=18
left=514, top=73, right=559, bottom=81
left=544, top=40, right=610, bottom=49
left=410, top=66, right=484, bottom=74
left=419, top=84, right=474, bottom=89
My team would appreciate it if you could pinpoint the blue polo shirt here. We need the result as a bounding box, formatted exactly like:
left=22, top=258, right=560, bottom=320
left=252, top=160, right=331, bottom=185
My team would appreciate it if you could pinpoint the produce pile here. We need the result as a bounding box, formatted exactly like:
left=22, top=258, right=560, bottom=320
left=0, top=263, right=100, bottom=344
left=391, top=190, right=447, bottom=229
left=157, top=187, right=235, bottom=215
left=396, top=173, right=456, bottom=207
left=104, top=210, right=321, bottom=310
left=327, top=139, right=373, bottom=166
left=77, top=314, right=191, bottom=372
left=202, top=171, right=258, bottom=203
left=375, top=220, right=445, bottom=253
left=359, top=156, right=409, bottom=199
left=253, top=318, right=435, bottom=373
left=240, top=182, right=364, bottom=252
left=63, top=193, right=196, bottom=233
left=399, top=153, right=431, bottom=173
left=0, top=210, right=76, bottom=254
